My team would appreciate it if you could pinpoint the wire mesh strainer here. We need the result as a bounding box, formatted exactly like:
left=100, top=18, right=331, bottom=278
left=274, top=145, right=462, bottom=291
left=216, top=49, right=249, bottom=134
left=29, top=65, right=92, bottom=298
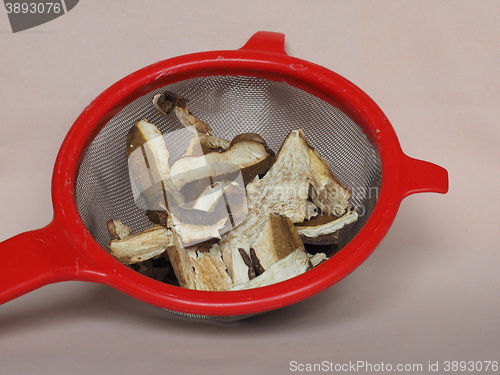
left=0, top=32, right=448, bottom=318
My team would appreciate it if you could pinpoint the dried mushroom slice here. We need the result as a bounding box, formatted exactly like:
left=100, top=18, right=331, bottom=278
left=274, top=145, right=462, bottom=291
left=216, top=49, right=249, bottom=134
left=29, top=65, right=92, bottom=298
left=308, top=146, right=350, bottom=216
left=152, top=91, right=212, bottom=135
left=184, top=133, right=231, bottom=156
left=231, top=248, right=310, bottom=291
left=126, top=119, right=184, bottom=210
left=107, top=219, right=132, bottom=241
left=170, top=213, right=228, bottom=246
left=166, top=231, right=234, bottom=291
left=309, top=252, right=328, bottom=267
left=245, top=129, right=312, bottom=221
left=219, top=130, right=312, bottom=283
left=190, top=253, right=233, bottom=291
left=169, top=139, right=274, bottom=190
left=190, top=180, right=244, bottom=212
left=108, top=225, right=173, bottom=265
left=229, top=133, right=268, bottom=148
left=165, top=229, right=196, bottom=289
left=251, top=214, right=305, bottom=272
left=169, top=181, right=248, bottom=246
left=296, top=207, right=358, bottom=243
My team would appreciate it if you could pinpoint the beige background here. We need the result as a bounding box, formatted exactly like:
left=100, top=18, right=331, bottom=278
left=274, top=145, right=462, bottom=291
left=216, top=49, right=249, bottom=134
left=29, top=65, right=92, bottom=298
left=1, top=1, right=499, bottom=374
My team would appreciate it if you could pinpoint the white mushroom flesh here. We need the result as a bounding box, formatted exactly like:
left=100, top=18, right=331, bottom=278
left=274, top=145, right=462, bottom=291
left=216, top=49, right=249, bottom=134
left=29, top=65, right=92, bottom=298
left=108, top=225, right=173, bottom=265
left=230, top=248, right=310, bottom=291
left=296, top=207, right=358, bottom=238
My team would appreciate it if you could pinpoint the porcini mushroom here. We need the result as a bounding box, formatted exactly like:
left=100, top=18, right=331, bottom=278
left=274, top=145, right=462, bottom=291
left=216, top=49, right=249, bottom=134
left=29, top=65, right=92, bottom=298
left=250, top=213, right=305, bottom=271
left=308, top=146, right=350, bottom=216
left=108, top=225, right=173, bottom=265
left=219, top=130, right=312, bottom=283
left=296, top=207, right=358, bottom=243
left=169, top=138, right=274, bottom=190
left=230, top=248, right=310, bottom=291
left=126, top=119, right=184, bottom=210
left=107, top=219, right=133, bottom=241
left=152, top=91, right=212, bottom=135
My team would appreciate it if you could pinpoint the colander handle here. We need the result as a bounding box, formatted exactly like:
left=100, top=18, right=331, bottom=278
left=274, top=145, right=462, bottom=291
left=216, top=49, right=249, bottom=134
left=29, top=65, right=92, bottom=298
left=240, top=31, right=288, bottom=55
left=0, top=220, right=87, bottom=305
left=400, top=154, right=449, bottom=198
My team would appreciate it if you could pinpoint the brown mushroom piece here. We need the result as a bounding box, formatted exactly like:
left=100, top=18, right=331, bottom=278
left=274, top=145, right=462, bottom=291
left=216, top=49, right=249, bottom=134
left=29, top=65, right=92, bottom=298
left=169, top=181, right=248, bottom=246
left=164, top=229, right=197, bottom=289
left=250, top=213, right=305, bottom=272
left=218, top=130, right=312, bottom=284
left=169, top=138, right=275, bottom=191
left=126, top=119, right=184, bottom=211
left=166, top=230, right=233, bottom=291
left=295, top=207, right=358, bottom=244
left=189, top=251, right=233, bottom=291
left=184, top=132, right=232, bottom=156
left=170, top=214, right=228, bottom=247
left=229, top=132, right=268, bottom=148
left=241, top=129, right=312, bottom=222
left=107, top=219, right=133, bottom=241
left=308, top=146, right=350, bottom=216
left=152, top=91, right=212, bottom=135
left=309, top=252, right=328, bottom=267
left=230, top=248, right=310, bottom=291
left=108, top=225, right=174, bottom=265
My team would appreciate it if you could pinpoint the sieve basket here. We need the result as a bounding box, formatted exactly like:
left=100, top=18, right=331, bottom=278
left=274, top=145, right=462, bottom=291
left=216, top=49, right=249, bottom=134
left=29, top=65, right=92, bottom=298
left=0, top=32, right=448, bottom=317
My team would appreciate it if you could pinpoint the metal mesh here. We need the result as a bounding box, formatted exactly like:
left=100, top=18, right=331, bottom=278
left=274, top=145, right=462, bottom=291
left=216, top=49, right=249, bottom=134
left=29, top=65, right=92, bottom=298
left=75, top=75, right=381, bottom=275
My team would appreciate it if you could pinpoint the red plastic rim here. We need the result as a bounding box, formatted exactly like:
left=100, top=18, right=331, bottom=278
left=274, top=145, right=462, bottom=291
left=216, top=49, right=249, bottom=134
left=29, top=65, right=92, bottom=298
left=49, top=32, right=447, bottom=316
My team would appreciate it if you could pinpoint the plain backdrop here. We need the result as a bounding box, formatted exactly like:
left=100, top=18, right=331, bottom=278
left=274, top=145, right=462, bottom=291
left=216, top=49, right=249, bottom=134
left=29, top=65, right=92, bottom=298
left=1, top=1, right=499, bottom=374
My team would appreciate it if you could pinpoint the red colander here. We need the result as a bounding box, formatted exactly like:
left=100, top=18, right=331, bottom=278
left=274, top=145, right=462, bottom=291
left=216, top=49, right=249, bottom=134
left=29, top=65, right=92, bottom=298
left=0, top=31, right=448, bottom=320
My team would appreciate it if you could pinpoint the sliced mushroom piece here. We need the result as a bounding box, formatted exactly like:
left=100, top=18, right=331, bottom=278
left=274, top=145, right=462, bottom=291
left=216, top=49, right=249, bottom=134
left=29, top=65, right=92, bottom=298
left=190, top=186, right=224, bottom=211
left=296, top=207, right=358, bottom=244
left=189, top=253, right=233, bottom=291
left=184, top=132, right=231, bottom=156
left=108, top=225, right=173, bottom=265
left=190, top=181, right=243, bottom=212
left=295, top=212, right=341, bottom=245
left=169, top=139, right=274, bottom=190
left=251, top=214, right=305, bottom=272
left=308, top=146, right=350, bottom=216
left=309, top=252, right=328, bottom=267
left=230, top=248, right=310, bottom=291
left=178, top=243, right=233, bottom=291
left=245, top=129, right=311, bottom=222
left=229, top=133, right=268, bottom=148
left=170, top=205, right=228, bottom=227
left=164, top=229, right=196, bottom=289
left=170, top=214, right=228, bottom=247
left=169, top=181, right=248, bottom=246
left=107, top=219, right=133, bottom=241
left=152, top=91, right=212, bottom=135
left=194, top=181, right=248, bottom=227
left=126, top=119, right=184, bottom=210
left=219, top=130, right=311, bottom=282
